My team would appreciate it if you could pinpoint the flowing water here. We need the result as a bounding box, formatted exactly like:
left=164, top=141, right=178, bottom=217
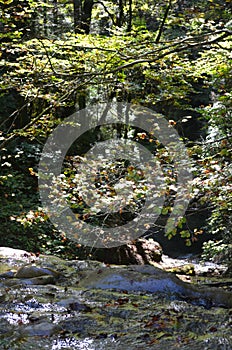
left=0, top=248, right=231, bottom=350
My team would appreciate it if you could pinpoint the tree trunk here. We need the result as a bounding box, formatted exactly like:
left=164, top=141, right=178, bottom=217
left=81, top=0, right=94, bottom=34
left=127, top=0, right=132, bottom=32
left=73, top=0, right=82, bottom=33
left=53, top=0, right=58, bottom=27
left=116, top=0, right=124, bottom=27
left=43, top=0, right=48, bottom=36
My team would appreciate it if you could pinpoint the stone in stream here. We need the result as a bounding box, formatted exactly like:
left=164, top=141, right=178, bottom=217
left=0, top=264, right=61, bottom=286
left=23, top=322, right=58, bottom=337
left=78, top=265, right=232, bottom=308
left=3, top=275, right=56, bottom=286
left=14, top=265, right=60, bottom=279
left=1, top=247, right=231, bottom=308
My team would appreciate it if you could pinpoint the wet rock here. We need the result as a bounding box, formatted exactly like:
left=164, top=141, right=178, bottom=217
left=23, top=321, right=58, bottom=337
left=0, top=247, right=38, bottom=274
left=15, top=265, right=60, bottom=279
left=4, top=275, right=56, bottom=286
left=78, top=265, right=189, bottom=294
left=0, top=319, right=13, bottom=335
left=68, top=301, right=92, bottom=312
left=0, top=264, right=61, bottom=286
left=0, top=270, right=15, bottom=278
left=60, top=318, right=98, bottom=336
left=57, top=298, right=92, bottom=312
left=0, top=293, right=7, bottom=303
left=78, top=265, right=232, bottom=308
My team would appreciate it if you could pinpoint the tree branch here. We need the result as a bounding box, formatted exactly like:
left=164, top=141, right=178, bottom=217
left=38, top=38, right=57, bottom=75
left=0, top=77, right=94, bottom=150
left=110, top=31, right=231, bottom=73
left=95, top=1, right=117, bottom=26
left=1, top=29, right=230, bottom=150
left=155, top=0, right=172, bottom=44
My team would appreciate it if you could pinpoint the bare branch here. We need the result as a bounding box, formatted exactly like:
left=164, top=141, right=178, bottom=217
left=110, top=31, right=231, bottom=73
left=37, top=38, right=57, bottom=75
left=0, top=77, right=94, bottom=150
left=155, top=0, right=172, bottom=44
left=95, top=1, right=116, bottom=26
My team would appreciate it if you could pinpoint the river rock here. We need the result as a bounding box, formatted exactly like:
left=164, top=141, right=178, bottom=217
left=15, top=265, right=60, bottom=279
left=78, top=264, right=232, bottom=308
left=4, top=275, right=56, bottom=286
left=78, top=265, right=190, bottom=294
left=23, top=322, right=58, bottom=337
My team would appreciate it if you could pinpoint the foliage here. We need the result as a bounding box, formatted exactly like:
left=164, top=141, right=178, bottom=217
left=192, top=44, right=232, bottom=250
left=201, top=240, right=229, bottom=262
left=0, top=0, right=231, bottom=258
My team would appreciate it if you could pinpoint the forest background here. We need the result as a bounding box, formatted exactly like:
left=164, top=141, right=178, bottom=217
left=0, top=0, right=231, bottom=266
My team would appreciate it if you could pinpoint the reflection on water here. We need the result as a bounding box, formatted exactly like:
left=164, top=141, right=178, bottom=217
left=52, top=336, right=118, bottom=350
left=52, top=337, right=95, bottom=350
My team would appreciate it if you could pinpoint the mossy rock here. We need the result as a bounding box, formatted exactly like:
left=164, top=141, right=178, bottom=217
left=165, top=264, right=195, bottom=276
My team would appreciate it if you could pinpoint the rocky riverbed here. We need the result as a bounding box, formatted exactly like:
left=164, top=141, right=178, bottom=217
left=0, top=247, right=231, bottom=349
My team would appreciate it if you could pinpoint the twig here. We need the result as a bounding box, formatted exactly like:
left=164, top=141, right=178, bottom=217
left=37, top=38, right=57, bottom=75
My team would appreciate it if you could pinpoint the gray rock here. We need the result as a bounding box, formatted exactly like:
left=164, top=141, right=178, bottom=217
left=4, top=275, right=56, bottom=286
left=23, top=322, right=58, bottom=337
left=78, top=264, right=232, bottom=308
left=15, top=265, right=60, bottom=279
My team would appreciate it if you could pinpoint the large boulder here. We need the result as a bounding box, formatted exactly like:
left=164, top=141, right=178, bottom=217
left=78, top=264, right=232, bottom=309
left=85, top=238, right=162, bottom=265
